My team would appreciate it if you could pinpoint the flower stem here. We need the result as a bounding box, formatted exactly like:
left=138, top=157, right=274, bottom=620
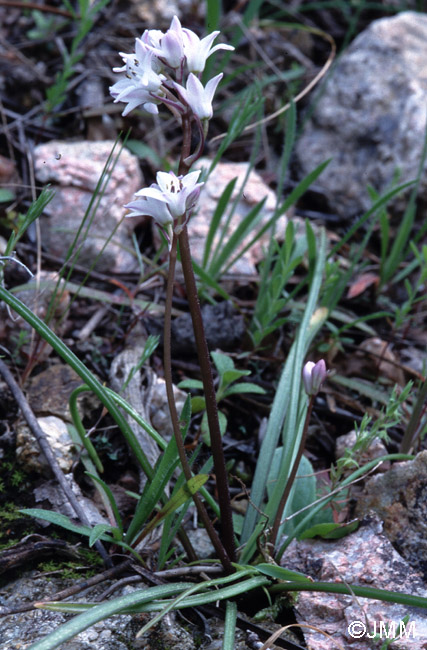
left=270, top=395, right=315, bottom=552
left=163, top=232, right=233, bottom=572
left=178, top=225, right=236, bottom=563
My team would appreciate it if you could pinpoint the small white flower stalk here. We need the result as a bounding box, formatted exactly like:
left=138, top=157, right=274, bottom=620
left=111, top=16, right=233, bottom=241
left=111, top=17, right=237, bottom=570
left=302, top=359, right=327, bottom=396
left=110, top=15, right=233, bottom=131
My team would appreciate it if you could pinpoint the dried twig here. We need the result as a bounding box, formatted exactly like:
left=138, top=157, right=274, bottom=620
left=0, top=358, right=112, bottom=566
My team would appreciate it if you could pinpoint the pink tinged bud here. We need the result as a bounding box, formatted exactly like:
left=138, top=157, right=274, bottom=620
left=302, top=359, right=327, bottom=396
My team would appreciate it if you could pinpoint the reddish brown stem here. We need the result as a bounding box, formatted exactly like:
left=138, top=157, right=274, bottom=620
left=178, top=225, right=236, bottom=563
left=163, top=233, right=233, bottom=573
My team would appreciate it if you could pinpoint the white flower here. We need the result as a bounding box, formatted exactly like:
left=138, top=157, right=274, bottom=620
left=174, top=73, right=222, bottom=121
left=142, top=16, right=185, bottom=70
left=182, top=28, right=234, bottom=74
left=124, top=195, right=173, bottom=227
left=302, top=360, right=327, bottom=396
left=137, top=170, right=204, bottom=218
left=110, top=40, right=165, bottom=116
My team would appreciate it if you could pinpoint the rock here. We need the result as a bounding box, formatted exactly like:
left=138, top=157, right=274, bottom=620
left=34, top=475, right=107, bottom=526
left=149, top=375, right=187, bottom=440
left=0, top=571, right=140, bottom=650
left=355, top=451, right=427, bottom=579
left=171, top=301, right=246, bottom=355
left=283, top=514, right=427, bottom=649
left=190, top=159, right=288, bottom=275
left=26, top=363, right=94, bottom=422
left=16, top=415, right=76, bottom=474
left=295, top=11, right=427, bottom=220
left=34, top=140, right=144, bottom=273
left=15, top=363, right=99, bottom=475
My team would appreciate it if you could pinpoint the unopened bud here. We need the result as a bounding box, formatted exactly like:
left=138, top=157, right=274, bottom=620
left=302, top=359, right=327, bottom=396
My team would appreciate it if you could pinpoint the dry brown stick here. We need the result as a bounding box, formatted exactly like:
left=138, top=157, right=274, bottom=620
left=0, top=1, right=75, bottom=18
left=0, top=358, right=112, bottom=566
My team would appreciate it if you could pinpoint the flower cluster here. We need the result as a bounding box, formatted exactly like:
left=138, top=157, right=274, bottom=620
left=110, top=15, right=233, bottom=122
left=115, top=17, right=233, bottom=241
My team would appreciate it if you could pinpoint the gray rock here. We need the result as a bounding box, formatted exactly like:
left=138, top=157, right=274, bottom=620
left=34, top=140, right=144, bottom=273
left=171, top=301, right=246, bottom=355
left=295, top=11, right=427, bottom=220
left=356, top=450, right=427, bottom=580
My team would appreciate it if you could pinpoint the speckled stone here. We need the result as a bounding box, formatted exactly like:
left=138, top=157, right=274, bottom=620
left=0, top=572, right=137, bottom=650
left=283, top=514, right=427, bottom=649
left=356, top=450, right=427, bottom=579
left=34, top=140, right=144, bottom=273
left=295, top=12, right=427, bottom=220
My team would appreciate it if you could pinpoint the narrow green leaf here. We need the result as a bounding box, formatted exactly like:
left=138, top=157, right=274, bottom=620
left=135, top=475, right=208, bottom=544
left=255, top=563, right=311, bottom=582
left=89, top=523, right=117, bottom=547
left=299, top=519, right=359, bottom=540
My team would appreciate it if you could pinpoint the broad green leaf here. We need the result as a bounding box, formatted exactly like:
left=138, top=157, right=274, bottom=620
left=89, top=523, right=118, bottom=547
left=178, top=379, right=204, bottom=391
left=191, top=395, right=206, bottom=413
left=211, top=350, right=235, bottom=375
left=222, top=382, right=266, bottom=398
left=20, top=509, right=112, bottom=542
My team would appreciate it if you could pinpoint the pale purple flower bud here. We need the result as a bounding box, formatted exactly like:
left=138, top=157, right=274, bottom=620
left=174, top=73, right=223, bottom=121
left=182, top=28, right=234, bottom=74
left=141, top=16, right=185, bottom=70
left=302, top=359, right=327, bottom=396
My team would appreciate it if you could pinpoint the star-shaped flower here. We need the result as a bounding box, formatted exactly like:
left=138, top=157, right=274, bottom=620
left=182, top=28, right=234, bottom=74
left=174, top=73, right=223, bottom=121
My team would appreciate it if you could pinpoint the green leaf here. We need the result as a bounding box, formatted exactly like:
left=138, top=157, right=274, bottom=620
left=240, top=229, right=327, bottom=561
left=124, top=434, right=180, bottom=545
left=178, top=379, right=204, bottom=391
left=255, top=563, right=311, bottom=582
left=89, top=523, right=117, bottom=547
left=85, top=472, right=123, bottom=535
left=222, top=382, right=266, bottom=398
left=211, top=350, right=235, bottom=375
left=201, top=411, right=227, bottom=445
left=221, top=369, right=250, bottom=386
left=191, top=395, right=206, bottom=414
left=0, top=188, right=15, bottom=202
left=135, top=475, right=208, bottom=544
left=20, top=509, right=113, bottom=542
left=299, top=519, right=360, bottom=540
